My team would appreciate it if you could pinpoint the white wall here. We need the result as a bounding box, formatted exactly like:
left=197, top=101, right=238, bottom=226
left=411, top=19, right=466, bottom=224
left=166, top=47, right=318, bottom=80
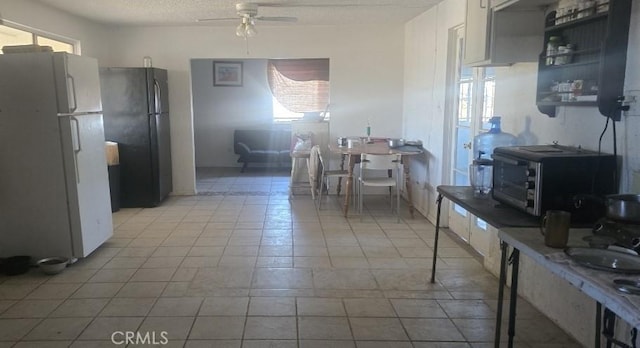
left=403, top=0, right=466, bottom=221
left=192, top=59, right=277, bottom=167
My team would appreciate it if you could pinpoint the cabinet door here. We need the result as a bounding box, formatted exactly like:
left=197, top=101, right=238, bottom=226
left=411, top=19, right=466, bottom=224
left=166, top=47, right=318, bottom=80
left=490, top=0, right=514, bottom=9
left=463, top=0, right=490, bottom=65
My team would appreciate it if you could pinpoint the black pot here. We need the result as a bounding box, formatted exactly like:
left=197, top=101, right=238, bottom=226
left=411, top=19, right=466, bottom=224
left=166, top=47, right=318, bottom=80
left=3, top=256, right=31, bottom=276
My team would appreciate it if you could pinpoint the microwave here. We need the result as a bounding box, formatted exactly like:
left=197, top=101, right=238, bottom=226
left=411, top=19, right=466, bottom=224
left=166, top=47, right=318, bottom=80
left=492, top=145, right=617, bottom=222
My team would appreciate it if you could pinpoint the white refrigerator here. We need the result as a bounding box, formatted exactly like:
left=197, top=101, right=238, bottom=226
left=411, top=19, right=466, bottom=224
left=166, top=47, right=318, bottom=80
left=0, top=52, right=113, bottom=261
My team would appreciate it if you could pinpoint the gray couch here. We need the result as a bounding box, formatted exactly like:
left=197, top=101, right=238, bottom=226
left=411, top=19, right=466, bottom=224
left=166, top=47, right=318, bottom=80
left=234, top=129, right=292, bottom=172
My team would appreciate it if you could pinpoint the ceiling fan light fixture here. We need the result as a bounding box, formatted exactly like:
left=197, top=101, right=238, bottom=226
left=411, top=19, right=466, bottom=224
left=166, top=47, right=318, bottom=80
left=236, top=22, right=246, bottom=37
left=245, top=20, right=257, bottom=37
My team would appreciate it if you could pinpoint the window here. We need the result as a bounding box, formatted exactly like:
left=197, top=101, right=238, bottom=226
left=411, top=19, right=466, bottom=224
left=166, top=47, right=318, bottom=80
left=267, top=59, right=330, bottom=123
left=0, top=21, right=77, bottom=54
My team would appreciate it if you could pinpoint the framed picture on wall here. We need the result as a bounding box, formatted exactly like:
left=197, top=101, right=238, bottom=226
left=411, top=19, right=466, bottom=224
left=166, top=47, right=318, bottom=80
left=213, top=61, right=243, bottom=86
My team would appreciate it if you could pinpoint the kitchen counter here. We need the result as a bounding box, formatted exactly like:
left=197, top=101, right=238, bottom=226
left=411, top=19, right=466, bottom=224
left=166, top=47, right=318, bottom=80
left=500, top=227, right=640, bottom=329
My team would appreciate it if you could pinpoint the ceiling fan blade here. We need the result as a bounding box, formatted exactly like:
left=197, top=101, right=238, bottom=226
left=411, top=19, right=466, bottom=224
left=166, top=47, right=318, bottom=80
left=255, top=16, right=298, bottom=22
left=196, top=17, right=238, bottom=22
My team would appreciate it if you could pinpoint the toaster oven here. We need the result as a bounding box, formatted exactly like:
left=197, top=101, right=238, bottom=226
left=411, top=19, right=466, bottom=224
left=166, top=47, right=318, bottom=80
left=492, top=145, right=617, bottom=222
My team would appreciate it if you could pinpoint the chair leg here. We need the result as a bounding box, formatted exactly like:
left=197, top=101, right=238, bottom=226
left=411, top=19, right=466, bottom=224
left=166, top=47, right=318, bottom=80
left=317, top=176, right=324, bottom=211
left=396, top=183, right=401, bottom=223
left=359, top=181, right=364, bottom=222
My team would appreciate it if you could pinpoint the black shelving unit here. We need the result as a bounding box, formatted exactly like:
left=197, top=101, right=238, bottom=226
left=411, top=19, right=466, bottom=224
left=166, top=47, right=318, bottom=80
left=536, top=0, right=632, bottom=120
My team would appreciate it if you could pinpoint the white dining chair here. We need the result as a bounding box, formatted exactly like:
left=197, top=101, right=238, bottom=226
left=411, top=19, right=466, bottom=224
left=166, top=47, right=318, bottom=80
left=358, top=153, right=402, bottom=222
left=314, top=145, right=351, bottom=211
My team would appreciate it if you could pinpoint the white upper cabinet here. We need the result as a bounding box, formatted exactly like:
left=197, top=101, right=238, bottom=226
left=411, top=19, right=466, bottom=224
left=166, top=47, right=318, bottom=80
left=463, top=0, right=546, bottom=66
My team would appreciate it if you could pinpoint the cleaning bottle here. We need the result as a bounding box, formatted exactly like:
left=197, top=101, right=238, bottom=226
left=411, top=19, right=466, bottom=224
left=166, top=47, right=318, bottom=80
left=366, top=119, right=371, bottom=142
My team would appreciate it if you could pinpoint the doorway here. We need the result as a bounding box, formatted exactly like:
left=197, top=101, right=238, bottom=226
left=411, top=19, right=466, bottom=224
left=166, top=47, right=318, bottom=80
left=446, top=26, right=495, bottom=251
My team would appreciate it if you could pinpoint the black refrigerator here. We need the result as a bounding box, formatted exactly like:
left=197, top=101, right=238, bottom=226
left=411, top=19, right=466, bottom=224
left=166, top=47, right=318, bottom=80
left=99, top=67, right=172, bottom=207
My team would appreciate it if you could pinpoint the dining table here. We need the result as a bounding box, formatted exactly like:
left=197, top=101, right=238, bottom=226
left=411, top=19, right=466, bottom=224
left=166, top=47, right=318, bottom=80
left=328, top=139, right=424, bottom=218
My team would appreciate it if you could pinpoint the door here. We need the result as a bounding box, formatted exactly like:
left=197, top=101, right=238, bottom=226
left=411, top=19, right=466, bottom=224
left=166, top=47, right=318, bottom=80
left=59, top=114, right=113, bottom=257
left=447, top=27, right=496, bottom=251
left=53, top=53, right=102, bottom=114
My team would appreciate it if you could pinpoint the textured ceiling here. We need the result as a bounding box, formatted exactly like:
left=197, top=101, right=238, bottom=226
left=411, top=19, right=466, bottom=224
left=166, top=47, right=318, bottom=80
left=35, top=0, right=443, bottom=26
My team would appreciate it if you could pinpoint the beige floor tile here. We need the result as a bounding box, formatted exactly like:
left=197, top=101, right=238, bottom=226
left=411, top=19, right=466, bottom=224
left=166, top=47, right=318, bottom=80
left=298, top=316, right=353, bottom=340
left=241, top=340, right=297, bottom=348
left=184, top=339, right=242, bottom=348
left=312, top=269, right=378, bottom=290
left=330, top=257, right=370, bottom=268
left=0, top=318, right=40, bottom=341
left=258, top=246, right=293, bottom=257
left=103, top=257, right=146, bottom=269
left=297, top=298, right=346, bottom=317
left=13, top=341, right=73, bottom=348
left=0, top=299, right=62, bottom=318
left=24, top=317, right=92, bottom=340
left=248, top=297, right=295, bottom=316
left=251, top=268, right=313, bottom=289
left=256, top=257, right=293, bottom=268
left=116, top=282, right=166, bottom=298
left=344, top=298, right=396, bottom=317
left=130, top=268, right=176, bottom=282
left=189, top=316, right=245, bottom=339
left=88, top=269, right=136, bottom=283
left=243, top=316, right=296, bottom=340
left=188, top=246, right=225, bottom=257
left=180, top=256, right=220, bottom=268
left=100, top=298, right=156, bottom=316
left=299, top=340, right=355, bottom=348
left=191, top=267, right=254, bottom=289
left=294, top=256, right=332, bottom=268
left=371, top=269, right=434, bottom=291
left=411, top=343, right=471, bottom=348
left=356, top=342, right=414, bottom=348
left=328, top=246, right=365, bottom=258
left=24, top=283, right=80, bottom=300
left=149, top=297, right=203, bottom=316
left=79, top=317, right=144, bottom=340
left=49, top=299, right=109, bottom=317
left=199, top=297, right=249, bottom=316
left=142, top=257, right=185, bottom=269
left=390, top=299, right=448, bottom=318
left=45, top=268, right=97, bottom=283
left=349, top=317, right=408, bottom=341
left=138, top=316, right=195, bottom=340
left=71, top=283, right=124, bottom=299
left=438, top=300, right=495, bottom=319
left=401, top=318, right=466, bottom=341
left=218, top=256, right=257, bottom=267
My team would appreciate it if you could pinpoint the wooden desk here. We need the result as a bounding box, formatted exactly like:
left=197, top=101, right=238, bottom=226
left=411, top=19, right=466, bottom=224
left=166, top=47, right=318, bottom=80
left=329, top=141, right=423, bottom=218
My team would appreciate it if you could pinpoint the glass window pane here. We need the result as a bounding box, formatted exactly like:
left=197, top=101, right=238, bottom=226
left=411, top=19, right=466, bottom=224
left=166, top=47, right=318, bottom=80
left=475, top=218, right=488, bottom=230
left=484, top=67, right=496, bottom=78
left=454, top=203, right=468, bottom=216
left=457, top=82, right=473, bottom=126
left=0, top=25, right=33, bottom=52
left=455, top=127, right=471, bottom=172
left=37, top=36, right=73, bottom=53
left=481, top=79, right=495, bottom=128
left=454, top=171, right=469, bottom=186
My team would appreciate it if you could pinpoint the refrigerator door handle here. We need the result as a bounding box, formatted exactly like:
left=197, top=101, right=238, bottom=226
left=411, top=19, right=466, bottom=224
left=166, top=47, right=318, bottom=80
left=154, top=79, right=162, bottom=114
left=67, top=74, right=78, bottom=112
left=70, top=116, right=82, bottom=183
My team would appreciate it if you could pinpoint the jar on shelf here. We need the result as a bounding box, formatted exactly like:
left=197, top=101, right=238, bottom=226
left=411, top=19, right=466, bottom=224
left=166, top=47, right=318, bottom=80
left=546, top=36, right=562, bottom=65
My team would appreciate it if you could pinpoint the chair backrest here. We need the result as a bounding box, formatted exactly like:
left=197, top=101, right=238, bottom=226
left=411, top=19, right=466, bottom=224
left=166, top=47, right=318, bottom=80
left=315, top=145, right=326, bottom=169
left=359, top=153, right=401, bottom=171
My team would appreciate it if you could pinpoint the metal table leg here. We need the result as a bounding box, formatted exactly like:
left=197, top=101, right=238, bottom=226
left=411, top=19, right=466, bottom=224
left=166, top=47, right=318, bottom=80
left=508, top=249, right=520, bottom=348
left=596, top=302, right=602, bottom=348
left=495, top=241, right=509, bottom=347
left=430, top=194, right=443, bottom=284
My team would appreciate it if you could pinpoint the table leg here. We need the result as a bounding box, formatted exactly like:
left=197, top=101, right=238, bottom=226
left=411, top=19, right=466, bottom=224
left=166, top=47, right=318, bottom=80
left=495, top=241, right=509, bottom=347
left=403, top=156, right=415, bottom=218
left=342, top=155, right=356, bottom=217
left=337, top=154, right=346, bottom=196
left=508, top=249, right=520, bottom=348
left=430, top=194, right=443, bottom=283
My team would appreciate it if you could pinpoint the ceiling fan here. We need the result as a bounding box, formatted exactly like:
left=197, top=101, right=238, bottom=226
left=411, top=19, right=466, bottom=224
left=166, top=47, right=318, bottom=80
left=197, top=3, right=298, bottom=38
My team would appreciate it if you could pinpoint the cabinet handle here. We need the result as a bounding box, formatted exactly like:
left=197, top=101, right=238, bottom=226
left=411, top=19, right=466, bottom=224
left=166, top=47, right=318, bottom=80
left=480, top=0, right=487, bottom=8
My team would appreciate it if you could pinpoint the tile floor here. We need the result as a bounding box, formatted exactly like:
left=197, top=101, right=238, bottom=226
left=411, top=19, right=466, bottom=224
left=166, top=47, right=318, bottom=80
left=0, top=168, right=581, bottom=347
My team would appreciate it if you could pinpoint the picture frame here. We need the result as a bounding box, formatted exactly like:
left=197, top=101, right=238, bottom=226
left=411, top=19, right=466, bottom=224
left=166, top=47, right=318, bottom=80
left=213, top=61, right=243, bottom=86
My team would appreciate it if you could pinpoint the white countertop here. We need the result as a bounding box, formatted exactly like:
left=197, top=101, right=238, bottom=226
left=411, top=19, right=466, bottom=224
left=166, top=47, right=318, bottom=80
left=499, top=227, right=640, bottom=329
